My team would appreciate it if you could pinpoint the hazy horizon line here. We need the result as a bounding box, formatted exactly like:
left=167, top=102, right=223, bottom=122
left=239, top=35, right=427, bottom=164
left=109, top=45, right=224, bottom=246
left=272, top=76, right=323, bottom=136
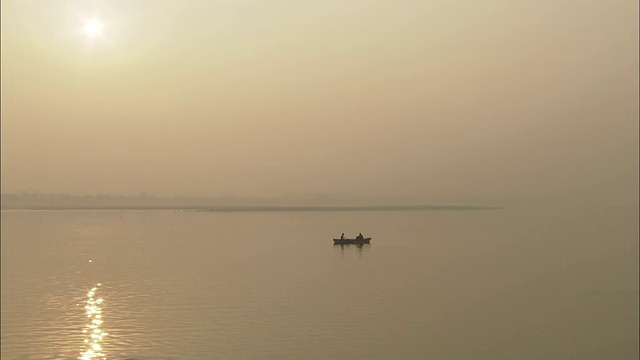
left=0, top=203, right=502, bottom=211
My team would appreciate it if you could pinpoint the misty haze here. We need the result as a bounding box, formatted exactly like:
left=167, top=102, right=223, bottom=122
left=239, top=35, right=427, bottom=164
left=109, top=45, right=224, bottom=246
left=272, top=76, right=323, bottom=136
left=1, top=0, right=638, bottom=359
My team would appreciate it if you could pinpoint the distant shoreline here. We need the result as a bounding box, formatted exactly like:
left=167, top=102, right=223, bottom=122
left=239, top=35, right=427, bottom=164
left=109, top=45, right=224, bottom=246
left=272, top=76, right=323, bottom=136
left=0, top=204, right=501, bottom=211
left=201, top=205, right=501, bottom=212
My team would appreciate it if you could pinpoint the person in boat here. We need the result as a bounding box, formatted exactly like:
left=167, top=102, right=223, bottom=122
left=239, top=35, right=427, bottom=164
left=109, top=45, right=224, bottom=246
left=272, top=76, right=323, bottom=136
left=340, top=233, right=345, bottom=239
left=356, top=233, right=363, bottom=240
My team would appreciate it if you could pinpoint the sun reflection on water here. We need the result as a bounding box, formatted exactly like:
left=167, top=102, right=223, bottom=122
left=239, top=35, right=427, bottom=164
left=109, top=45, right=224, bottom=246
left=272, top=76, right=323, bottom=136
left=80, top=283, right=108, bottom=360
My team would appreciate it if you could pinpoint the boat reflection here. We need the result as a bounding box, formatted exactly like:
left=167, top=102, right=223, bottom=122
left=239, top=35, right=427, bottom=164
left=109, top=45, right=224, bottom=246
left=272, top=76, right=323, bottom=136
left=80, top=283, right=108, bottom=360
left=335, top=243, right=369, bottom=249
left=335, top=243, right=370, bottom=255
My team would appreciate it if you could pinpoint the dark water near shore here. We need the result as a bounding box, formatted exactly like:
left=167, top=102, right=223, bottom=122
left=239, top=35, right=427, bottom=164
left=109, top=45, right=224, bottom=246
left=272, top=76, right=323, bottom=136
left=1, top=206, right=638, bottom=359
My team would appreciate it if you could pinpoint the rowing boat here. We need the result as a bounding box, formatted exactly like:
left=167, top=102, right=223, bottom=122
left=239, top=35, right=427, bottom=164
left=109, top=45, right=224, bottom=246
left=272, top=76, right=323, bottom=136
left=333, top=237, right=371, bottom=245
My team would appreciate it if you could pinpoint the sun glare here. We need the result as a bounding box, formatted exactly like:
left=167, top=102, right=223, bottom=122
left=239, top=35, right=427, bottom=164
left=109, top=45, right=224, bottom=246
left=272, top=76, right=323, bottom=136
left=83, top=19, right=103, bottom=38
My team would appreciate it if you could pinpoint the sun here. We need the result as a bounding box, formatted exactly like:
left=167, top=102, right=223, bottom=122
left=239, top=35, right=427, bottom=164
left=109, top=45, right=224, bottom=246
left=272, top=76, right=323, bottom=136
left=83, top=18, right=103, bottom=38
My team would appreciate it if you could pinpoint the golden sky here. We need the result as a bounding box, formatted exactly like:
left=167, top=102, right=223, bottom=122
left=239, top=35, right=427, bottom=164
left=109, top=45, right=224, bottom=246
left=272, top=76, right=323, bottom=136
left=1, top=0, right=638, bottom=202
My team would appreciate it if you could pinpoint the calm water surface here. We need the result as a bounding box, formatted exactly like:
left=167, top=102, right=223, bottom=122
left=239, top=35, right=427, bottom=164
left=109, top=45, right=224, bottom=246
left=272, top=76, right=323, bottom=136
left=1, top=206, right=638, bottom=359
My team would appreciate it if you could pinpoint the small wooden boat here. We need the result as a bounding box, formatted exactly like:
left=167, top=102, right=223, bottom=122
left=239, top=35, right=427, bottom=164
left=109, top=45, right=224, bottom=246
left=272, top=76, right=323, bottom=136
left=333, top=237, right=371, bottom=245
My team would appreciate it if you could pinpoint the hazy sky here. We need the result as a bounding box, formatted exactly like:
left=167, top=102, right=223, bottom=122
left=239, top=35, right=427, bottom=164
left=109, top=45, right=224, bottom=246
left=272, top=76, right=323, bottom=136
left=1, top=0, right=638, bottom=202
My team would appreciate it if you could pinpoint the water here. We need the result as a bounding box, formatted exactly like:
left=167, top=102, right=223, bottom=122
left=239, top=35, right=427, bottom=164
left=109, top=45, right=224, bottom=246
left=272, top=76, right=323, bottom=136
left=1, top=206, right=638, bottom=359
